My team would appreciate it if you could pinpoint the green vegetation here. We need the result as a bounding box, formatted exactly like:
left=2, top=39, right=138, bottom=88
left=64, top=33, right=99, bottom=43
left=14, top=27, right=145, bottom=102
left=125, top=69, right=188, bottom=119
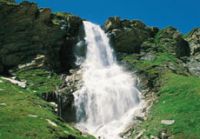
left=0, top=2, right=198, bottom=138
left=122, top=52, right=177, bottom=71
left=0, top=69, right=94, bottom=139
left=122, top=51, right=200, bottom=138
left=0, top=0, right=16, bottom=4
left=15, top=68, right=62, bottom=95
left=134, top=72, right=200, bottom=139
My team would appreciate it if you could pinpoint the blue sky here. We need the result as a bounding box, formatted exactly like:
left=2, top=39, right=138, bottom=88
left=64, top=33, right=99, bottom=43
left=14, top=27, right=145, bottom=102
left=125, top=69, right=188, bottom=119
left=16, top=0, right=200, bottom=33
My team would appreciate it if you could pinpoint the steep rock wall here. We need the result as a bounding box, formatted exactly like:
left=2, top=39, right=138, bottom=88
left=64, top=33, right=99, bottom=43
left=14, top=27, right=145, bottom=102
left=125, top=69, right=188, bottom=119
left=0, top=1, right=83, bottom=74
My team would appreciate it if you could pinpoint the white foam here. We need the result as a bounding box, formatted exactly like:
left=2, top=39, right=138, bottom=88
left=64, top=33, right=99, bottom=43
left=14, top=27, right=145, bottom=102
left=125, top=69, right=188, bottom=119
left=73, top=21, right=143, bottom=139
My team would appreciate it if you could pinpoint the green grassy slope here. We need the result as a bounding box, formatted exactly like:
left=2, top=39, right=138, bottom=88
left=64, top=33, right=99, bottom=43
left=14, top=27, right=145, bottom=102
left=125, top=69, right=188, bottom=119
left=0, top=68, right=94, bottom=139
left=137, top=73, right=200, bottom=139
left=122, top=51, right=200, bottom=139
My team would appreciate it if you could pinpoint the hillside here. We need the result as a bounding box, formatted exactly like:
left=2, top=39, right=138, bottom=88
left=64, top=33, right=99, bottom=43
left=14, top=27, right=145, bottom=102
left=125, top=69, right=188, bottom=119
left=0, top=0, right=200, bottom=139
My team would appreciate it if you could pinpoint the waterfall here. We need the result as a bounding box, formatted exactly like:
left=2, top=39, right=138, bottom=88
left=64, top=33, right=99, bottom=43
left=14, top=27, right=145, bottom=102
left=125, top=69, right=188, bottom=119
left=73, top=21, right=143, bottom=139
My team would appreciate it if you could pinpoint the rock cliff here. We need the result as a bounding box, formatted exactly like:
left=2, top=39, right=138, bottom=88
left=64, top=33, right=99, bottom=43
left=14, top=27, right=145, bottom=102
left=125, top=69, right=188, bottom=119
left=0, top=1, right=83, bottom=74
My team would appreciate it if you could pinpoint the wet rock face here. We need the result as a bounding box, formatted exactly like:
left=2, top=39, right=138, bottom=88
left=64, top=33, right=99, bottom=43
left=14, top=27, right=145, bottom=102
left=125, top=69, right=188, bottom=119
left=42, top=69, right=83, bottom=122
left=104, top=17, right=159, bottom=53
left=42, top=90, right=76, bottom=122
left=0, top=1, right=83, bottom=74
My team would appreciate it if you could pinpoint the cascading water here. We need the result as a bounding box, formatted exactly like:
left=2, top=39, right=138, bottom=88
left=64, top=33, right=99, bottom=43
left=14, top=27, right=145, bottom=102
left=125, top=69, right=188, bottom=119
left=73, top=21, right=143, bottom=139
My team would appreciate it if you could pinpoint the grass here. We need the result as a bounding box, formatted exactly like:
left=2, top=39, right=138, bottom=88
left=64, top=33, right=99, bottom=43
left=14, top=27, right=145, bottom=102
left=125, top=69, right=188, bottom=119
left=134, top=72, right=200, bottom=139
left=15, top=68, right=62, bottom=95
left=0, top=69, right=94, bottom=139
left=122, top=52, right=200, bottom=139
left=122, top=52, right=177, bottom=72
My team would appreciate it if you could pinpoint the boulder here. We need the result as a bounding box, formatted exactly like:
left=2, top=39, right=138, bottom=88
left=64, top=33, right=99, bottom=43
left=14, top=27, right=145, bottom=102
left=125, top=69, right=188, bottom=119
left=161, top=120, right=175, bottom=125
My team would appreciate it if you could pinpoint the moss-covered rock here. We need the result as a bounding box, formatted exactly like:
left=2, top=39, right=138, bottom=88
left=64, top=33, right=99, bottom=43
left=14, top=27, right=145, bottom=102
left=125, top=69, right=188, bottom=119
left=104, top=17, right=159, bottom=53
left=0, top=1, right=83, bottom=74
left=142, top=27, right=190, bottom=58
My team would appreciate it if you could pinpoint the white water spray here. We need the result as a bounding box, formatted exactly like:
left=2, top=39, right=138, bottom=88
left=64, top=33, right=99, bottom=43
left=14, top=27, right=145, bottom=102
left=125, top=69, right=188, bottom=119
left=73, top=21, right=143, bottom=139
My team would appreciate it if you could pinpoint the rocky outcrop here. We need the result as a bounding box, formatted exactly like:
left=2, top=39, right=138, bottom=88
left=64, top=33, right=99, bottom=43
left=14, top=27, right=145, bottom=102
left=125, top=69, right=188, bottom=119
left=186, top=28, right=200, bottom=55
left=0, top=1, right=83, bottom=74
left=115, top=26, right=191, bottom=93
left=151, top=27, right=190, bottom=58
left=104, top=17, right=159, bottom=53
left=42, top=69, right=83, bottom=122
left=184, top=28, right=200, bottom=76
left=104, top=18, right=190, bottom=58
left=186, top=54, right=200, bottom=76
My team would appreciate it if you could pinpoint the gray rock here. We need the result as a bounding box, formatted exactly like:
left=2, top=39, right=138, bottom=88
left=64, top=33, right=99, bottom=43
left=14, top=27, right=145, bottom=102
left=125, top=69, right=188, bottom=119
left=1, top=77, right=26, bottom=88
left=49, top=102, right=58, bottom=108
left=134, top=130, right=144, bottom=139
left=28, top=114, right=38, bottom=118
left=161, top=120, right=175, bottom=125
left=46, top=119, right=57, bottom=127
left=186, top=28, right=200, bottom=55
left=140, top=53, right=156, bottom=61
left=187, top=54, right=200, bottom=76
